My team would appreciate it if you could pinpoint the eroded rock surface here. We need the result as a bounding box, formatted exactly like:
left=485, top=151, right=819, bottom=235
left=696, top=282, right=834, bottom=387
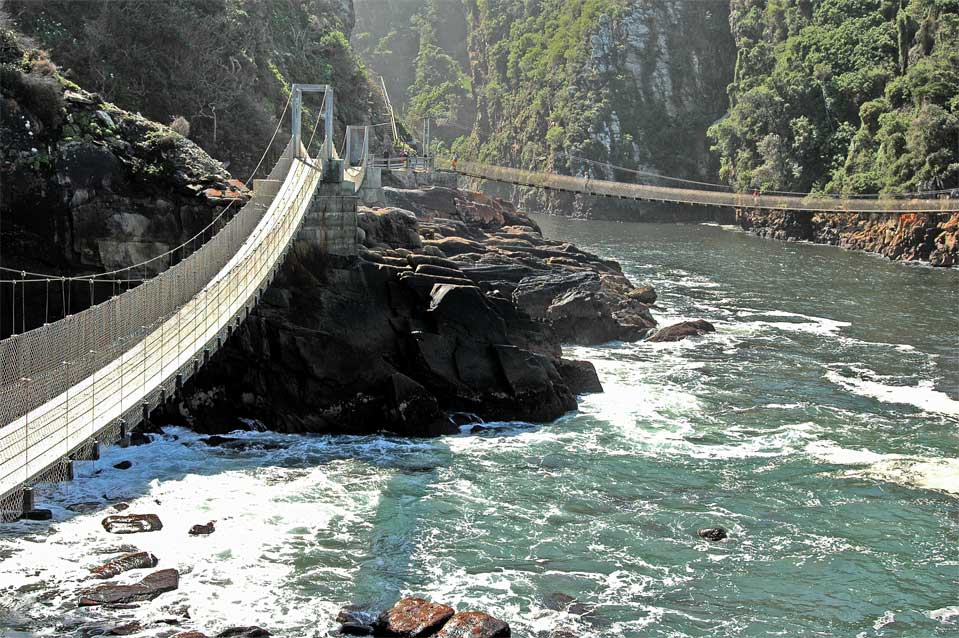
left=376, top=597, right=455, bottom=637
left=79, top=569, right=179, bottom=606
left=90, top=551, right=159, bottom=579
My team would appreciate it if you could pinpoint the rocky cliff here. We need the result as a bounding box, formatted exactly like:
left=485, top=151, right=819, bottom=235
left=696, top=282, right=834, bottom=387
left=171, top=185, right=667, bottom=436
left=352, top=0, right=736, bottom=219
left=737, top=209, right=959, bottom=266
left=0, top=27, right=250, bottom=337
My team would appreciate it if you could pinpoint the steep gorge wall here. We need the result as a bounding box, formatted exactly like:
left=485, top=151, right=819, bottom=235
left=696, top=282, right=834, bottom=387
left=6, top=0, right=392, bottom=177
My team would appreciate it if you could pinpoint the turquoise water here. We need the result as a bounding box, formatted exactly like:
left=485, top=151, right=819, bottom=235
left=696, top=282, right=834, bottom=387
left=1, top=220, right=957, bottom=637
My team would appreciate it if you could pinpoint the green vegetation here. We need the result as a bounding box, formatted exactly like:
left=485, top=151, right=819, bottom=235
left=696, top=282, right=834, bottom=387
left=709, top=0, right=959, bottom=194
left=7, top=0, right=378, bottom=177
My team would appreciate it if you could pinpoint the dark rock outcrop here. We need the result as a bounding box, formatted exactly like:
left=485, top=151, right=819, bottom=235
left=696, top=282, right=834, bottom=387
left=79, top=568, right=179, bottom=606
left=737, top=209, right=959, bottom=267
left=101, top=514, right=163, bottom=534
left=189, top=522, right=216, bottom=536
left=647, top=320, right=715, bottom=343
left=90, top=551, right=159, bottom=579
left=698, top=527, right=728, bottom=542
left=216, top=629, right=271, bottom=638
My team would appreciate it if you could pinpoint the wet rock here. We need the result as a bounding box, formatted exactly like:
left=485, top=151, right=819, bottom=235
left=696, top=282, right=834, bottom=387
left=107, top=621, right=142, bottom=635
left=91, top=551, right=159, bottom=579
left=215, top=628, right=271, bottom=638
left=102, top=514, right=163, bottom=534
left=79, top=568, right=179, bottom=606
left=67, top=502, right=102, bottom=514
left=434, top=611, right=510, bottom=638
left=627, top=285, right=657, bottom=304
left=112, top=503, right=131, bottom=512
left=647, top=320, right=716, bottom=343
left=698, top=527, right=728, bottom=541
left=129, top=432, right=153, bottom=446
left=23, top=509, right=53, bottom=521
left=113, top=461, right=133, bottom=470
left=376, top=597, right=455, bottom=637
left=336, top=606, right=376, bottom=626
left=173, top=633, right=208, bottom=638
left=555, top=359, right=603, bottom=395
left=189, top=521, right=216, bottom=536
left=339, top=623, right=374, bottom=635
left=544, top=593, right=576, bottom=611
left=200, top=435, right=240, bottom=447
left=423, top=236, right=488, bottom=257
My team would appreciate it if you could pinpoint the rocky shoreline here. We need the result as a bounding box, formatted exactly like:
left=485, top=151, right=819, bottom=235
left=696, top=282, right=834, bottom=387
left=736, top=209, right=959, bottom=267
left=168, top=184, right=708, bottom=436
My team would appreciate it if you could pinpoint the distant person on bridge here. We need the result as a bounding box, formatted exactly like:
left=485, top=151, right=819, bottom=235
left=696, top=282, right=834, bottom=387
left=753, top=188, right=760, bottom=203
left=452, top=152, right=459, bottom=171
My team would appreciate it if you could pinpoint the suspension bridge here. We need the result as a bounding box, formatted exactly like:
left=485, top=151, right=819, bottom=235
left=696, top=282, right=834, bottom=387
left=2, top=84, right=957, bottom=521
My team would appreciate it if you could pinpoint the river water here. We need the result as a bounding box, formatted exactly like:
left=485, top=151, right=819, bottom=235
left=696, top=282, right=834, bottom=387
left=1, top=220, right=957, bottom=637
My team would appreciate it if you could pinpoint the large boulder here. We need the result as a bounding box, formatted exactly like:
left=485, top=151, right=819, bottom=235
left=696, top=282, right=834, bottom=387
left=79, top=569, right=179, bottom=606
left=376, top=597, right=455, bottom=637
left=434, top=611, right=510, bottom=638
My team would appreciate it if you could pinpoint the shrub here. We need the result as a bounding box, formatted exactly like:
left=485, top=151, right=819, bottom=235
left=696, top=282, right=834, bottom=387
left=170, top=115, right=190, bottom=137
left=0, top=64, right=63, bottom=129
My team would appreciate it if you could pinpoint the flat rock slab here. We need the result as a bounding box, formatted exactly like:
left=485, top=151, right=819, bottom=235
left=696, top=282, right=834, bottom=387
left=67, top=502, right=102, bottom=514
left=102, top=514, right=163, bottom=534
left=80, top=568, right=179, bottom=606
left=435, top=612, right=510, bottom=638
left=216, top=628, right=272, bottom=637
left=91, top=551, right=159, bottom=579
left=377, top=597, right=455, bottom=637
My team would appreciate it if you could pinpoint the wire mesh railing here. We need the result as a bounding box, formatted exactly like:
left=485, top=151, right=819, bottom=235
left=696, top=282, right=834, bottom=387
left=457, top=161, right=959, bottom=215
left=0, top=138, right=321, bottom=519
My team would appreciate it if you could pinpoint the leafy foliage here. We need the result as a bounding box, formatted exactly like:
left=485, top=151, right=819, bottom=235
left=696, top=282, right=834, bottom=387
left=709, top=0, right=959, bottom=194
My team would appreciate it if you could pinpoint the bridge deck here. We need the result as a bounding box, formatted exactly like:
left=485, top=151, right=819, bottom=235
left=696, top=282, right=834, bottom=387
left=0, top=153, right=320, bottom=510
left=457, top=161, right=958, bottom=215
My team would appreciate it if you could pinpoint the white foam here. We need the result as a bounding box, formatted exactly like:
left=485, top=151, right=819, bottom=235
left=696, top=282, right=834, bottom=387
left=824, top=369, right=959, bottom=417
left=807, top=440, right=959, bottom=494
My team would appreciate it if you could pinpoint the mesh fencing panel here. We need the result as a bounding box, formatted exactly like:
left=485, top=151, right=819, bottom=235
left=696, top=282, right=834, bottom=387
left=0, top=140, right=321, bottom=519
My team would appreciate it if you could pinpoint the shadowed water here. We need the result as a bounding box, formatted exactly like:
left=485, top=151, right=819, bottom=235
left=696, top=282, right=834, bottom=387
left=0, top=219, right=956, bottom=637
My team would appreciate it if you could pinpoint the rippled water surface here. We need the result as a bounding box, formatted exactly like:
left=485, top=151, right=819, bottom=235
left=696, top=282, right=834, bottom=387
left=1, top=220, right=957, bottom=637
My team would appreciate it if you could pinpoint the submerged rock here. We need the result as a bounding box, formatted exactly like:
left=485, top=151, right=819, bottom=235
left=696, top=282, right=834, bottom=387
left=113, top=461, right=133, bottom=470
left=101, top=514, right=163, bottom=534
left=698, top=527, right=728, bottom=541
left=647, top=320, right=716, bottom=342
left=434, top=611, right=510, bottom=638
left=67, top=502, right=102, bottom=514
left=90, top=551, right=159, bottom=579
left=376, top=597, right=455, bottom=637
left=79, top=569, right=179, bottom=606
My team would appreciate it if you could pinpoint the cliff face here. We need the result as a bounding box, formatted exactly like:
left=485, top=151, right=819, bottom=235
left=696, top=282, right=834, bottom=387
left=6, top=0, right=390, bottom=177
left=351, top=0, right=735, bottom=218
left=0, top=28, right=249, bottom=337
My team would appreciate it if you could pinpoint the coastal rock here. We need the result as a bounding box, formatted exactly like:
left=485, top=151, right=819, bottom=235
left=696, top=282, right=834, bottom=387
left=23, top=509, right=52, bottom=521
left=189, top=521, right=216, bottom=536
left=91, top=551, right=159, bottom=579
left=107, top=621, right=142, bottom=635
left=173, top=633, right=208, bottom=638
left=647, top=320, right=715, bottom=342
left=698, top=527, right=728, bottom=541
left=79, top=569, right=179, bottom=606
left=113, top=461, right=133, bottom=470
left=339, top=623, right=374, bottom=635
left=67, top=502, right=102, bottom=514
left=627, top=285, right=657, bottom=304
left=102, top=514, right=163, bottom=534
left=216, top=629, right=271, bottom=638
left=434, top=611, right=510, bottom=638
left=556, top=360, right=603, bottom=394
left=376, top=597, right=455, bottom=637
